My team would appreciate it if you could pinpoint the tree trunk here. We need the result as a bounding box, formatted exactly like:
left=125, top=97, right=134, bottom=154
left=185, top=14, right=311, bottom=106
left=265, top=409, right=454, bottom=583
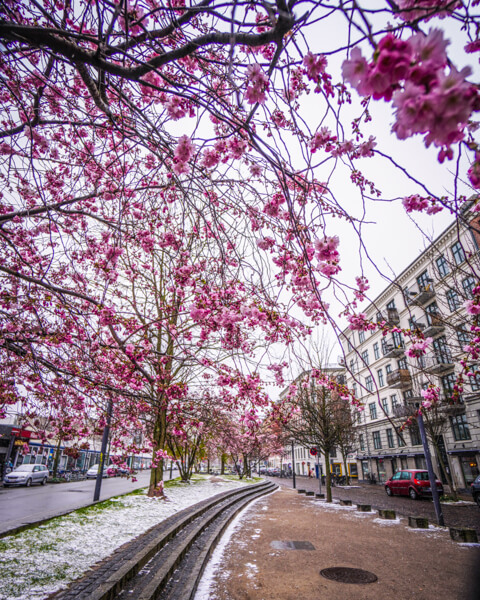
left=324, top=449, right=332, bottom=502
left=52, top=437, right=62, bottom=479
left=148, top=407, right=167, bottom=497
left=243, top=454, right=249, bottom=479
left=431, top=440, right=458, bottom=500
left=342, top=453, right=350, bottom=485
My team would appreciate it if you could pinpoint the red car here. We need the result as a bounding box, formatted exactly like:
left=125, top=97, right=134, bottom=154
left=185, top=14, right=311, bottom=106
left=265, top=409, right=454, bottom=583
left=385, top=469, right=444, bottom=500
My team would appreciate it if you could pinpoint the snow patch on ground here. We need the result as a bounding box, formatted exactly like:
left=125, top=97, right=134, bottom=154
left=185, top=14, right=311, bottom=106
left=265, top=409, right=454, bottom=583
left=372, top=517, right=402, bottom=526
left=0, top=476, right=251, bottom=600
left=194, top=492, right=275, bottom=600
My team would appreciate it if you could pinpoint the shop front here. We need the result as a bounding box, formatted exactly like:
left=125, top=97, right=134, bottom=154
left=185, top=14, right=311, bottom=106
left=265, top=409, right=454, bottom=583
left=449, top=451, right=479, bottom=487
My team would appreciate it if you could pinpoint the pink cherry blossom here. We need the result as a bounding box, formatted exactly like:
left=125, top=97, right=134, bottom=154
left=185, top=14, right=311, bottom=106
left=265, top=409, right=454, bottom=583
left=245, top=63, right=269, bottom=104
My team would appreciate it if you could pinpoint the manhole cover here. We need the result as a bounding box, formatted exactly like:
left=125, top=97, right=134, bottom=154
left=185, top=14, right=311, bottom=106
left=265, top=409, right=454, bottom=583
left=320, top=567, right=378, bottom=584
left=270, top=540, right=315, bottom=550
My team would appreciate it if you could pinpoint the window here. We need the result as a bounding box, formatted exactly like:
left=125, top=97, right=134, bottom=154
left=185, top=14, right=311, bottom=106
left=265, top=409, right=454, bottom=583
left=392, top=330, right=404, bottom=349
left=450, top=414, right=471, bottom=441
left=377, top=369, right=384, bottom=387
left=398, top=357, right=408, bottom=370
left=381, top=397, right=389, bottom=414
left=386, top=429, right=395, bottom=448
left=462, top=276, right=476, bottom=298
left=433, top=336, right=452, bottom=363
left=457, top=323, right=471, bottom=347
left=417, top=270, right=431, bottom=290
left=390, top=394, right=398, bottom=408
left=385, top=364, right=392, bottom=375
left=373, top=431, right=382, bottom=449
left=359, top=434, right=365, bottom=451
left=359, top=330, right=365, bottom=343
left=446, top=288, right=461, bottom=312
left=361, top=350, right=369, bottom=366
left=436, top=254, right=450, bottom=278
left=373, top=342, right=380, bottom=360
left=369, top=402, right=377, bottom=419
left=397, top=433, right=406, bottom=447
left=415, top=456, right=427, bottom=470
left=381, top=338, right=388, bottom=355
left=409, top=424, right=422, bottom=446
left=352, top=383, right=357, bottom=398
left=425, top=302, right=439, bottom=325
left=366, top=375, right=374, bottom=392
left=441, top=373, right=458, bottom=401
left=469, top=365, right=480, bottom=392
left=350, top=359, right=355, bottom=373
left=403, top=388, right=413, bottom=401
left=451, top=241, right=466, bottom=265
left=386, top=299, right=396, bottom=310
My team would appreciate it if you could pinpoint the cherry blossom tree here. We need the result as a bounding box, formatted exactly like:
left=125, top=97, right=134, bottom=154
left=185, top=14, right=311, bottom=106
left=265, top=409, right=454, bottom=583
left=1, top=1, right=480, bottom=486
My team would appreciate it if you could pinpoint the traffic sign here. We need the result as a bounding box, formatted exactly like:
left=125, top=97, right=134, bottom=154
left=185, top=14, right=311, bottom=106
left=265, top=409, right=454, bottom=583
left=310, top=447, right=317, bottom=456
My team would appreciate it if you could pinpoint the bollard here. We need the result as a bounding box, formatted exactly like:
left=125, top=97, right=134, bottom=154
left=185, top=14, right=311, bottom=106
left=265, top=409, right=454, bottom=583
left=356, top=504, right=371, bottom=512
left=449, top=527, right=478, bottom=543
left=378, top=509, right=396, bottom=519
left=339, top=499, right=352, bottom=506
left=408, top=516, right=429, bottom=529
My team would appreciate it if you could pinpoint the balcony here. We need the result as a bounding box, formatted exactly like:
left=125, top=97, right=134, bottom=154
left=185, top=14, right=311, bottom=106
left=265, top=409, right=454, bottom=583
left=407, top=283, right=435, bottom=306
left=386, top=307, right=400, bottom=325
left=393, top=403, right=416, bottom=418
left=376, top=308, right=400, bottom=326
left=423, top=353, right=454, bottom=375
left=423, top=314, right=445, bottom=337
left=383, top=339, right=405, bottom=359
left=386, top=368, right=412, bottom=388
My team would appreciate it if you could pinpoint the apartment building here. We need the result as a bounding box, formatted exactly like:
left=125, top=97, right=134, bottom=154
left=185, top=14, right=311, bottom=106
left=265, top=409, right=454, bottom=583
left=340, top=205, right=480, bottom=491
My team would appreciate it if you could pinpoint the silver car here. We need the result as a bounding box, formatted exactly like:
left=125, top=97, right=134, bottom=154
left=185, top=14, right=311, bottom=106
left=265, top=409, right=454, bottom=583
left=3, top=464, right=49, bottom=487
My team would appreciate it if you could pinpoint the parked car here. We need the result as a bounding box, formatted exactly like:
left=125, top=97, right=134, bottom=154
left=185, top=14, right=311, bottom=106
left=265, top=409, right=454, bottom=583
left=471, top=474, right=480, bottom=507
left=384, top=469, right=443, bottom=499
left=86, top=464, right=110, bottom=479
left=3, top=464, right=49, bottom=487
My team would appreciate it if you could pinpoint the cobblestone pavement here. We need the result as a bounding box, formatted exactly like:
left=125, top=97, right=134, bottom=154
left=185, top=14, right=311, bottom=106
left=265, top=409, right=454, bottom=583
left=270, top=476, right=480, bottom=534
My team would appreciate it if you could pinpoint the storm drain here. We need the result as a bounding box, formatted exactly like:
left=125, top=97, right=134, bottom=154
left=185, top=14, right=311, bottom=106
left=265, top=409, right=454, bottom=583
left=270, top=540, right=315, bottom=550
left=320, top=567, right=378, bottom=584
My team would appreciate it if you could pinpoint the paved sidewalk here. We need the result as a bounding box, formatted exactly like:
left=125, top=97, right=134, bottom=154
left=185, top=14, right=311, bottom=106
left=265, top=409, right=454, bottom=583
left=197, top=487, right=480, bottom=600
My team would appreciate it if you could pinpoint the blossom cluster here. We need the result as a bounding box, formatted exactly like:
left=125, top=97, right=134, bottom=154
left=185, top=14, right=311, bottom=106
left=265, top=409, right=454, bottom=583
left=406, top=336, right=432, bottom=358
left=402, top=194, right=443, bottom=215
left=420, top=386, right=439, bottom=410
left=342, top=28, right=480, bottom=181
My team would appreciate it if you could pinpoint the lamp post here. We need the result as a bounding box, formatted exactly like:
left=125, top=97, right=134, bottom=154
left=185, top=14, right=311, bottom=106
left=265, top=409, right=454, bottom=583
left=291, top=439, right=296, bottom=489
left=93, top=397, right=113, bottom=503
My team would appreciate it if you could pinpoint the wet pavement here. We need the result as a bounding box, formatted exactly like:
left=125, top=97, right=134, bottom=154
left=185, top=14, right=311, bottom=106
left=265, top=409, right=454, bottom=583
left=269, top=475, right=480, bottom=534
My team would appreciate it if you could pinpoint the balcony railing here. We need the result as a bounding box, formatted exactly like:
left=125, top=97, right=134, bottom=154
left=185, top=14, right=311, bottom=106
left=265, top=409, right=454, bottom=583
left=376, top=308, right=400, bottom=326
left=406, top=283, right=435, bottom=306
left=383, top=339, right=405, bottom=359
left=423, top=314, right=445, bottom=337
left=386, top=368, right=412, bottom=388
left=423, top=353, right=454, bottom=375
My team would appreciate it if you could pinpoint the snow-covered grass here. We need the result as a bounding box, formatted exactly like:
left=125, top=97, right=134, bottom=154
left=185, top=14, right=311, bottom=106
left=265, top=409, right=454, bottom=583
left=0, top=475, right=256, bottom=600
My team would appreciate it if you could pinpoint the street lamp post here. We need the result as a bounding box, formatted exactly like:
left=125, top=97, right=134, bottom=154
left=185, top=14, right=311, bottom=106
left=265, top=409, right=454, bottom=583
left=291, top=440, right=296, bottom=489
left=93, top=398, right=113, bottom=503
left=316, top=446, right=322, bottom=495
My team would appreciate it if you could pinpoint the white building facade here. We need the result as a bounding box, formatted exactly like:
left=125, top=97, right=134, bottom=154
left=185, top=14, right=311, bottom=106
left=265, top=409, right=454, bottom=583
left=341, top=207, right=480, bottom=490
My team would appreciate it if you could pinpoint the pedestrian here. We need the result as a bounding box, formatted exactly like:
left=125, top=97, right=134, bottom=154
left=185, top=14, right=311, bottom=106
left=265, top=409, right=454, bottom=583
left=308, top=468, right=312, bottom=478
